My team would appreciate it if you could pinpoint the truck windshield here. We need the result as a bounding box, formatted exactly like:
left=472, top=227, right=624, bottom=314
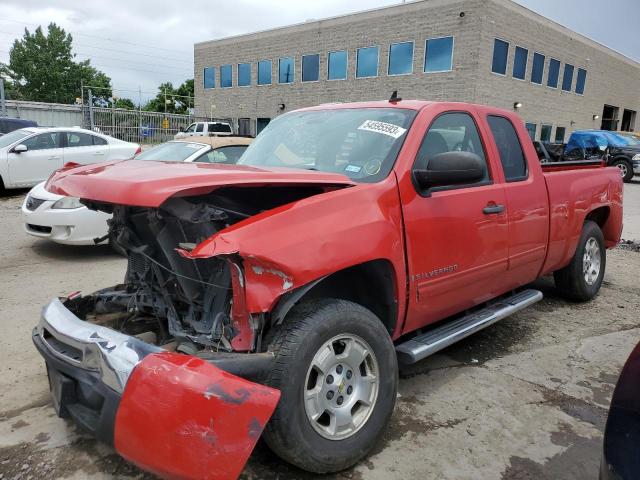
left=238, top=108, right=417, bottom=182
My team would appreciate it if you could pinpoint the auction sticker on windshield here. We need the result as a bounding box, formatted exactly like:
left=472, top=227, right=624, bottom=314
left=358, top=120, right=407, bottom=139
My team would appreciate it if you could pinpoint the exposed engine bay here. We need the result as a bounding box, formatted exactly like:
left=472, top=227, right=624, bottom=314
left=65, top=185, right=328, bottom=354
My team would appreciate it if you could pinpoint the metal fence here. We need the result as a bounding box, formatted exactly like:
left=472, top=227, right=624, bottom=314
left=83, top=106, right=233, bottom=144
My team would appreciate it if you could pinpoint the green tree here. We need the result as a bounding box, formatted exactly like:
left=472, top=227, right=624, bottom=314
left=143, top=79, right=193, bottom=114
left=1, top=23, right=112, bottom=104
left=113, top=97, right=136, bottom=109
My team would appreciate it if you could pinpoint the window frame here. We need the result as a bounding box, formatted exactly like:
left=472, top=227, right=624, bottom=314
left=64, top=131, right=95, bottom=149
left=356, top=46, right=380, bottom=79
left=23, top=132, right=62, bottom=151
left=411, top=110, right=494, bottom=196
left=575, top=67, right=587, bottom=95
left=487, top=114, right=529, bottom=183
left=540, top=124, right=553, bottom=142
left=257, top=59, right=272, bottom=86
left=555, top=126, right=566, bottom=143
left=547, top=58, right=560, bottom=89
left=512, top=45, right=529, bottom=81
left=327, top=50, right=348, bottom=81
left=387, top=41, right=415, bottom=76
left=301, top=53, right=321, bottom=83
left=237, top=63, right=251, bottom=87
left=491, top=38, right=510, bottom=76
left=561, top=63, right=575, bottom=92
left=203, top=66, right=215, bottom=89
left=424, top=35, right=455, bottom=74
left=525, top=122, right=537, bottom=141
left=278, top=56, right=295, bottom=84
left=220, top=64, right=233, bottom=88
left=530, top=52, right=545, bottom=85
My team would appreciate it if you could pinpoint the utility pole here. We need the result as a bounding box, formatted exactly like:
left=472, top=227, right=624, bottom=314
left=88, top=89, right=95, bottom=131
left=0, top=78, right=7, bottom=117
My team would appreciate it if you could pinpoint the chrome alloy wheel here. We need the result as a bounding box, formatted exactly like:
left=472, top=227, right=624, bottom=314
left=583, top=237, right=601, bottom=285
left=304, top=334, right=379, bottom=440
left=616, top=162, right=628, bottom=178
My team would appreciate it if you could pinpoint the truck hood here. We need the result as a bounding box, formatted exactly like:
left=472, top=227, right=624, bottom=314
left=45, top=160, right=356, bottom=207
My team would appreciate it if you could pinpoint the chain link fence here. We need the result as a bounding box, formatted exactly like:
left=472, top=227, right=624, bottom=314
left=83, top=106, right=233, bottom=144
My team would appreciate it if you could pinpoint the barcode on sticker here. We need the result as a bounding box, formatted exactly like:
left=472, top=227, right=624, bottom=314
left=358, top=120, right=407, bottom=139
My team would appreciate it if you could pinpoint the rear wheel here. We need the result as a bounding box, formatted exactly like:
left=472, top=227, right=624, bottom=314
left=612, top=159, right=633, bottom=182
left=554, top=220, right=606, bottom=301
left=263, top=298, right=398, bottom=473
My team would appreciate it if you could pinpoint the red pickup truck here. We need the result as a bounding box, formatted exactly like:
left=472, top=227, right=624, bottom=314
left=34, top=100, right=623, bottom=479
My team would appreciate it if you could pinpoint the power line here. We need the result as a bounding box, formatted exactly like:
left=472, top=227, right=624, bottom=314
left=0, top=30, right=193, bottom=65
left=0, top=18, right=191, bottom=55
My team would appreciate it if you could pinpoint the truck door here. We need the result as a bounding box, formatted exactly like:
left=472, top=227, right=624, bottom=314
left=485, top=115, right=549, bottom=287
left=399, top=110, right=509, bottom=332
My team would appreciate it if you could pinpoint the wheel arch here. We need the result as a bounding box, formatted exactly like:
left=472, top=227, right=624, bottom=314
left=270, top=259, right=399, bottom=336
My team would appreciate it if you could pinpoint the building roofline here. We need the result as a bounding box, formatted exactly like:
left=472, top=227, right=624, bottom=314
left=195, top=0, right=639, bottom=68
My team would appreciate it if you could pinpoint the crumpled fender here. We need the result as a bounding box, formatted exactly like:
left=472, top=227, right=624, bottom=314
left=114, top=352, right=280, bottom=480
left=177, top=176, right=407, bottom=321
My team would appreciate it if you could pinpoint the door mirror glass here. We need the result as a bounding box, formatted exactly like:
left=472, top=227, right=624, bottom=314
left=12, top=144, right=27, bottom=153
left=414, top=151, right=485, bottom=189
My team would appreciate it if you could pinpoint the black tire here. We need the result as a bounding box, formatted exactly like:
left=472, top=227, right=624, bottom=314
left=612, top=159, right=634, bottom=183
left=554, top=220, right=606, bottom=302
left=263, top=298, right=398, bottom=473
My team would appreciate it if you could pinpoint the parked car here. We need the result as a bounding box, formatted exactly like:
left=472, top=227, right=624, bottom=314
left=22, top=136, right=252, bottom=246
left=0, top=127, right=140, bottom=191
left=601, top=341, right=640, bottom=480
left=0, top=117, right=37, bottom=136
left=34, top=100, right=622, bottom=479
left=174, top=120, right=233, bottom=139
left=534, top=130, right=640, bottom=182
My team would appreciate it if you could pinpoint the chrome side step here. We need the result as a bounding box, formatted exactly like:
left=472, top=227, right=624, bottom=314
left=396, top=289, right=543, bottom=364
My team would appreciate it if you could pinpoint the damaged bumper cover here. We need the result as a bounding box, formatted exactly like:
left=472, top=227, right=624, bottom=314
left=33, top=298, right=281, bottom=480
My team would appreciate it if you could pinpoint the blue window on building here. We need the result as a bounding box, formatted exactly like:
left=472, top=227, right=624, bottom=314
left=575, top=68, right=587, bottom=95
left=302, top=54, right=320, bottom=82
left=562, top=63, right=574, bottom=91
left=356, top=46, right=379, bottom=78
left=220, top=64, right=232, bottom=88
left=491, top=38, right=509, bottom=75
left=279, top=57, right=295, bottom=83
left=531, top=52, right=545, bottom=84
left=547, top=58, right=560, bottom=88
left=424, top=36, right=454, bottom=73
left=525, top=123, right=536, bottom=141
left=238, top=63, right=251, bottom=87
left=513, top=46, right=528, bottom=79
left=203, top=67, right=215, bottom=89
left=328, top=50, right=348, bottom=80
left=388, top=41, right=414, bottom=75
left=258, top=60, right=272, bottom=85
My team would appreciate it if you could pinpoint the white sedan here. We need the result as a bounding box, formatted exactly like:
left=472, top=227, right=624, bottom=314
left=22, top=136, right=252, bottom=247
left=1, top=127, right=140, bottom=191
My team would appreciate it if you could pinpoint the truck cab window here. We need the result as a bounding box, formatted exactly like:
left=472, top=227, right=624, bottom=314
left=414, top=112, right=489, bottom=184
left=487, top=115, right=527, bottom=181
left=195, top=123, right=204, bottom=133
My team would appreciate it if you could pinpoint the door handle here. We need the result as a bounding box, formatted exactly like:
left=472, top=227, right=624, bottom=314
left=483, top=204, right=505, bottom=214
left=93, top=151, right=105, bottom=155
left=48, top=156, right=61, bottom=160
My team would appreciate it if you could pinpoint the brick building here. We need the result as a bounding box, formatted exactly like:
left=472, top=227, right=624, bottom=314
left=194, top=0, right=640, bottom=139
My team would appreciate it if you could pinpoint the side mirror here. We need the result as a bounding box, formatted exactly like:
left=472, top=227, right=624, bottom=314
left=12, top=144, right=28, bottom=154
left=414, top=151, right=485, bottom=190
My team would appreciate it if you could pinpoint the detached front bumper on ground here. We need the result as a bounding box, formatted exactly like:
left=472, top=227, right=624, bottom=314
left=32, top=298, right=281, bottom=480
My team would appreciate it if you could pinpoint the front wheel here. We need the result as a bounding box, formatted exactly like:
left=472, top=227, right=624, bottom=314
left=554, top=220, right=606, bottom=301
left=612, top=159, right=634, bottom=182
left=263, top=299, right=398, bottom=473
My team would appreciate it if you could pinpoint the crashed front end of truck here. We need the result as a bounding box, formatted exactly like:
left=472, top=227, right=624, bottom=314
left=32, top=161, right=361, bottom=479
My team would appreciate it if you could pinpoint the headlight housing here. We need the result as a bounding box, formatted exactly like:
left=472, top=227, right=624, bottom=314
left=632, top=154, right=640, bottom=161
left=52, top=196, right=82, bottom=209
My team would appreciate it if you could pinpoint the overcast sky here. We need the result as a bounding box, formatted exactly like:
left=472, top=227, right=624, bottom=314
left=1, top=0, right=638, bottom=103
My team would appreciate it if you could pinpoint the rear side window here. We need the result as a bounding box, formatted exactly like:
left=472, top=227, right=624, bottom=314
left=66, top=132, right=94, bottom=147
left=93, top=135, right=107, bottom=146
left=414, top=112, right=490, bottom=184
left=487, top=116, right=527, bottom=181
left=208, top=123, right=232, bottom=133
